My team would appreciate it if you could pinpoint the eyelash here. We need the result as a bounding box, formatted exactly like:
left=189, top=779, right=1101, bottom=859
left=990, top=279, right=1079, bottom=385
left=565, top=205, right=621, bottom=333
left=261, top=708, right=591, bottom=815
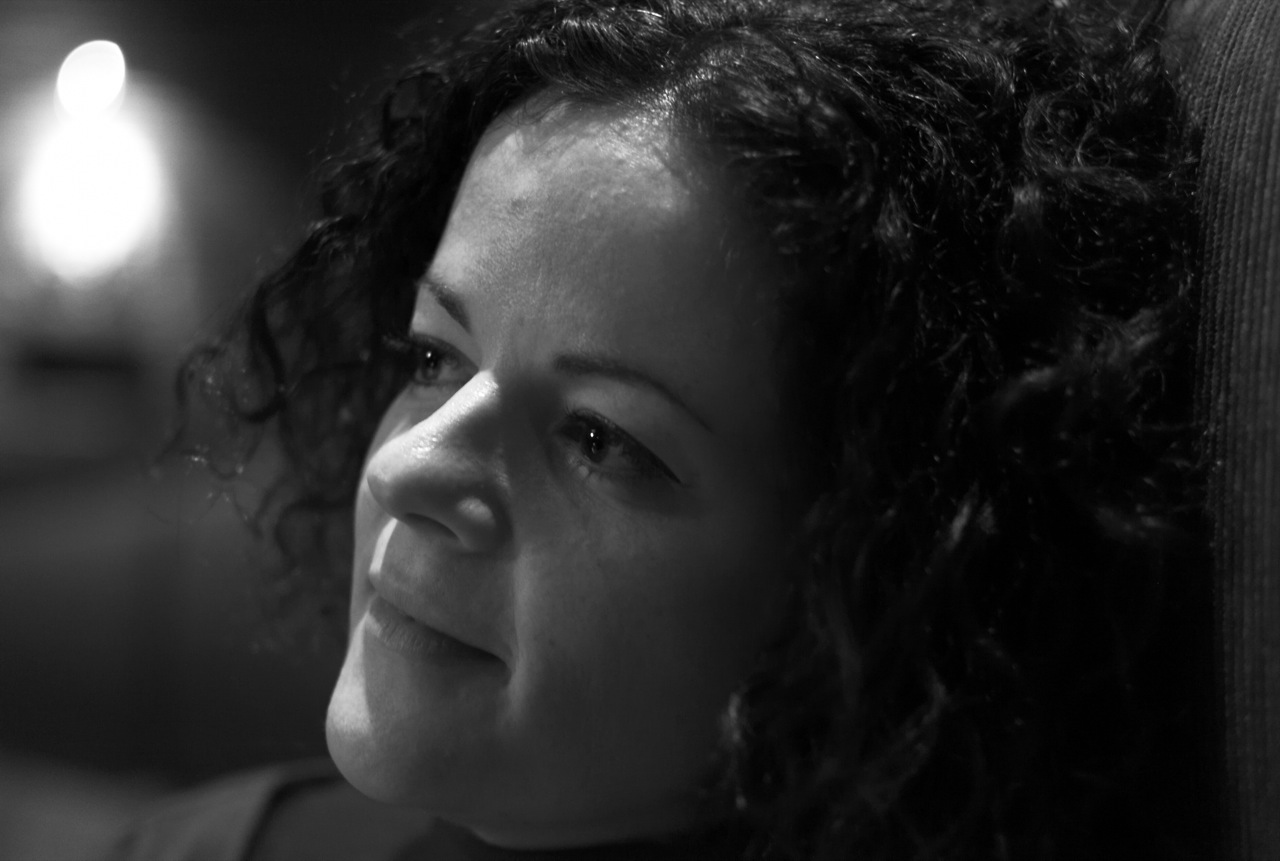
left=557, top=410, right=681, bottom=485
left=382, top=332, right=464, bottom=387
left=380, top=331, right=681, bottom=487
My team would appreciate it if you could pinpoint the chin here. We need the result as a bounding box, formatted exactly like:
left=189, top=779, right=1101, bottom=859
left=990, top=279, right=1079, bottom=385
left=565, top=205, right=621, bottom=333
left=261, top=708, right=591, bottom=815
left=326, top=659, right=431, bottom=806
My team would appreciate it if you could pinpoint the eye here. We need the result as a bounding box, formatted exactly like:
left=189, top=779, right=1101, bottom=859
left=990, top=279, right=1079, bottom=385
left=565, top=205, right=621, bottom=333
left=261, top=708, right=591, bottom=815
left=382, top=332, right=470, bottom=387
left=557, top=410, right=681, bottom=485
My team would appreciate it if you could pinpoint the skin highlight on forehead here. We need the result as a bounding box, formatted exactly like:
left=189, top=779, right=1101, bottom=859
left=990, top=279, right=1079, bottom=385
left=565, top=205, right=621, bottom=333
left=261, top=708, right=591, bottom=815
left=465, top=102, right=691, bottom=240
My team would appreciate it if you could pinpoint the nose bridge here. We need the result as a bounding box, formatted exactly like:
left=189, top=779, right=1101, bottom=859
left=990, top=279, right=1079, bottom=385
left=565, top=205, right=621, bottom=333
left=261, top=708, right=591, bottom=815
left=365, top=373, right=507, bottom=552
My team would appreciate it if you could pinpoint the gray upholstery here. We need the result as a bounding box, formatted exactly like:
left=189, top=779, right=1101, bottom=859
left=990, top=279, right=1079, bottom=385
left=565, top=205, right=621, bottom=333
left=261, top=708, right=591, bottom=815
left=1170, top=0, right=1280, bottom=857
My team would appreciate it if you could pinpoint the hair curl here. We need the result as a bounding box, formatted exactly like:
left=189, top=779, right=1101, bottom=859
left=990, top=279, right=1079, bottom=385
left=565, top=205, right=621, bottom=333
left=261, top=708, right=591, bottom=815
left=172, top=1, right=1205, bottom=858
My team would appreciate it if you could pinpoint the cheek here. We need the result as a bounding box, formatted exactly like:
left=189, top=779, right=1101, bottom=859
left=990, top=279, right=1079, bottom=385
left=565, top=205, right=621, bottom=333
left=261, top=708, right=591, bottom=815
left=512, top=506, right=787, bottom=741
left=638, top=530, right=785, bottom=683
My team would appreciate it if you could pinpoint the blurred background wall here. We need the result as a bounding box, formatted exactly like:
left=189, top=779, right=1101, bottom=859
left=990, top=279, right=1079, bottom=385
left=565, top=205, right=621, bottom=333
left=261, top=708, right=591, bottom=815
left=0, top=2, right=504, bottom=856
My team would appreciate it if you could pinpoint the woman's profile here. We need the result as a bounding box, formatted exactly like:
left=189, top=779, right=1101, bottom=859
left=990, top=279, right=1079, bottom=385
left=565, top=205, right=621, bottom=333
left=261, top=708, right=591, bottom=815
left=116, top=0, right=1205, bottom=858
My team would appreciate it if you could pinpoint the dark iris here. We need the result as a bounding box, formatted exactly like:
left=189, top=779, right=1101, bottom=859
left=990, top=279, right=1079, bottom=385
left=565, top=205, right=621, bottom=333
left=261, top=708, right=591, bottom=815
left=382, top=332, right=452, bottom=385
left=580, top=424, right=609, bottom=462
left=560, top=411, right=679, bottom=483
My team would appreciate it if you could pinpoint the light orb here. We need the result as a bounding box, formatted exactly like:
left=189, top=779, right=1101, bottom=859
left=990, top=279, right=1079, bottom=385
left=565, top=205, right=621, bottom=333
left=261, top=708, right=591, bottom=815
left=56, top=40, right=126, bottom=118
left=20, top=117, right=163, bottom=283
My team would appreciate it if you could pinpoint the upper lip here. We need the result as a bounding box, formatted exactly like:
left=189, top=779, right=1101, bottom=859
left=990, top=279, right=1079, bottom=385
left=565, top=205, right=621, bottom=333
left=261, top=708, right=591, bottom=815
left=367, top=567, right=500, bottom=661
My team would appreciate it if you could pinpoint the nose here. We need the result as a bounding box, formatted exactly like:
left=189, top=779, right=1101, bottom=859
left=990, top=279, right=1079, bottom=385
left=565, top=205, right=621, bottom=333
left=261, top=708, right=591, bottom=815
left=364, top=373, right=508, bottom=553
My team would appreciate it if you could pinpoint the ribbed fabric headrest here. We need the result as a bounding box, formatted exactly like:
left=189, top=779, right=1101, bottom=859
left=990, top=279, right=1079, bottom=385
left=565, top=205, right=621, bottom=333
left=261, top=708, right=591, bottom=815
left=1170, top=0, right=1280, bottom=857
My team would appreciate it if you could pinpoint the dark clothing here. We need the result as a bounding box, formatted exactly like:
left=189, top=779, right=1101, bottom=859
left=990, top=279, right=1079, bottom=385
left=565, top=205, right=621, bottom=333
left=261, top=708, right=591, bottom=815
left=108, top=760, right=745, bottom=860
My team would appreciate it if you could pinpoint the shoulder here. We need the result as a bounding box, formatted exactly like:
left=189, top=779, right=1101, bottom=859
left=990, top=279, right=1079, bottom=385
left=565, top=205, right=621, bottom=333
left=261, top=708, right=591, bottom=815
left=106, top=759, right=431, bottom=861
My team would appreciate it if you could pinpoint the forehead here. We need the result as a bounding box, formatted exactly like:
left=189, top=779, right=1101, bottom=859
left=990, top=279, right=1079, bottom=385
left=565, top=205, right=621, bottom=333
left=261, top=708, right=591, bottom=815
left=440, top=103, right=714, bottom=304
left=431, top=100, right=776, bottom=361
left=459, top=101, right=689, bottom=226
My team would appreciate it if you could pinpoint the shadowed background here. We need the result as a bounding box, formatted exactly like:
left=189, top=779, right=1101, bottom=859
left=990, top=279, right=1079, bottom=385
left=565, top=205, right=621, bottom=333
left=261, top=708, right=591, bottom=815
left=0, top=2, right=504, bottom=856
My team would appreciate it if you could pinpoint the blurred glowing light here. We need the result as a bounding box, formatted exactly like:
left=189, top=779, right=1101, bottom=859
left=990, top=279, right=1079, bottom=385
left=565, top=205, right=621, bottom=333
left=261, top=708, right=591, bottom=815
left=18, top=40, right=164, bottom=283
left=21, top=118, right=162, bottom=283
left=57, top=41, right=126, bottom=118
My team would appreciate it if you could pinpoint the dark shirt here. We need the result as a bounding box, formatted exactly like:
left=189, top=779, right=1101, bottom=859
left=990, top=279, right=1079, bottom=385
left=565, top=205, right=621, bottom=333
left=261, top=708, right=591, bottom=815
left=107, top=760, right=746, bottom=860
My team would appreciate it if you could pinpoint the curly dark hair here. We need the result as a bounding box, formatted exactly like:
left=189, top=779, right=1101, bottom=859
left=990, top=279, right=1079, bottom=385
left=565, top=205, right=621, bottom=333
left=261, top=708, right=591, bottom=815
left=172, top=0, right=1206, bottom=858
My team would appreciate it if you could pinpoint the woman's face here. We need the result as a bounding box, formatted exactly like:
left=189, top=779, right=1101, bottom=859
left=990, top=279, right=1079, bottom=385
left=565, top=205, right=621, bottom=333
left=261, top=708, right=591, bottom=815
left=326, top=102, right=793, bottom=848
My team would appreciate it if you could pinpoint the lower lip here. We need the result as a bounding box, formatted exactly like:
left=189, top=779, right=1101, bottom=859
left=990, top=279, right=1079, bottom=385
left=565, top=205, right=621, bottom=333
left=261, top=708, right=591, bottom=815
left=364, top=594, right=490, bottom=662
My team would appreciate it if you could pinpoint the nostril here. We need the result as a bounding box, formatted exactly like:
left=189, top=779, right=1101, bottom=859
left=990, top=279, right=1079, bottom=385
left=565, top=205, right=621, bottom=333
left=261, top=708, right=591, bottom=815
left=361, top=373, right=507, bottom=549
left=363, top=448, right=506, bottom=552
left=457, top=496, right=499, bottom=534
left=381, top=494, right=504, bottom=553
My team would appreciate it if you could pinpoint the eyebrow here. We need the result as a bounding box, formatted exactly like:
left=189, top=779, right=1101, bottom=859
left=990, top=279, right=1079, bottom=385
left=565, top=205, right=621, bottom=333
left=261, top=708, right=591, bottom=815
left=552, top=352, right=714, bottom=434
left=419, top=275, right=712, bottom=433
left=420, top=276, right=471, bottom=332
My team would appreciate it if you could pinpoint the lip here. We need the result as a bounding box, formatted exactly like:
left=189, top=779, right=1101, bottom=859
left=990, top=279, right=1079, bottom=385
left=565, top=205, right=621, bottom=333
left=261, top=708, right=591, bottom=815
left=364, top=593, right=495, bottom=662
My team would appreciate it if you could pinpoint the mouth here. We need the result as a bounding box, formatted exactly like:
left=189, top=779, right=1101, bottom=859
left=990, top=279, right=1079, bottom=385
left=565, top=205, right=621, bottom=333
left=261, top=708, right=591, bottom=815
left=364, top=593, right=497, bottom=662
